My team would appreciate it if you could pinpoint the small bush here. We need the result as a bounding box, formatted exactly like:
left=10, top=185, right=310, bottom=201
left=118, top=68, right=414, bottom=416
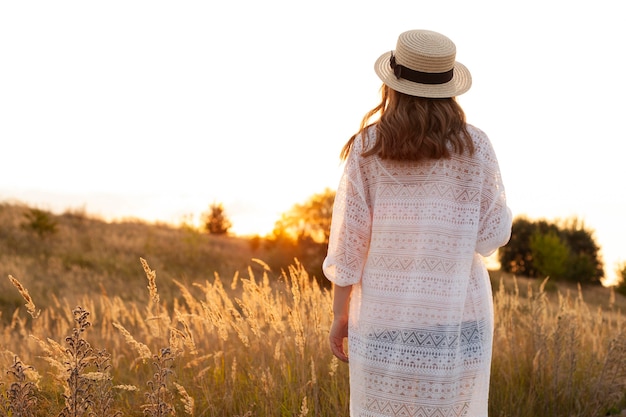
left=21, top=208, right=58, bottom=238
left=500, top=216, right=604, bottom=285
left=530, top=230, right=569, bottom=279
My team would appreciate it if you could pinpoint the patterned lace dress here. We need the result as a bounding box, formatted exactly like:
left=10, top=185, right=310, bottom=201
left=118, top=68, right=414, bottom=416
left=323, top=124, right=512, bottom=417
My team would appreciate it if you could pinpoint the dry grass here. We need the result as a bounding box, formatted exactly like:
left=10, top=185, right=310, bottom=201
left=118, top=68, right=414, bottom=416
left=0, top=202, right=625, bottom=416
left=1, top=262, right=625, bottom=416
left=489, top=275, right=626, bottom=416
left=0, top=201, right=264, bottom=317
left=1, top=259, right=349, bottom=416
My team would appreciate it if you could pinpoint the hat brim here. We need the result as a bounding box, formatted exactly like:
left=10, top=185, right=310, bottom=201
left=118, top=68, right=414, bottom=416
left=374, top=51, right=472, bottom=98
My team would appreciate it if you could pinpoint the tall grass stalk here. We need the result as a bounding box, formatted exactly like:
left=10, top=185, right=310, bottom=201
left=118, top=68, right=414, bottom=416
left=7, top=275, right=40, bottom=319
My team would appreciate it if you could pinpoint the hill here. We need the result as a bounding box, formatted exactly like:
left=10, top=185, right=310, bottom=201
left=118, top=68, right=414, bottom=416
left=0, top=201, right=271, bottom=319
left=1, top=201, right=624, bottom=322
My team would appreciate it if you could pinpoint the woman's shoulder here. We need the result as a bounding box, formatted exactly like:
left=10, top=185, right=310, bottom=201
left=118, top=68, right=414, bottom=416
left=466, top=123, right=488, bottom=141
left=466, top=124, right=494, bottom=151
left=465, top=123, right=501, bottom=165
left=350, top=126, right=376, bottom=154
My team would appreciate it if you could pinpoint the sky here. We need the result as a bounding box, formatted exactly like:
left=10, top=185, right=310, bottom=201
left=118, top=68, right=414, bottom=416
left=1, top=1, right=624, bottom=285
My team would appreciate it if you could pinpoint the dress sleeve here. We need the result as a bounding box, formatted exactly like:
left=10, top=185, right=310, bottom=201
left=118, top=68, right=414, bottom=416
left=323, top=141, right=372, bottom=287
left=475, top=131, right=513, bottom=257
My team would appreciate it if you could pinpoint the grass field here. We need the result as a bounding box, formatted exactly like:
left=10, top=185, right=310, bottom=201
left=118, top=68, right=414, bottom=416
left=1, top=202, right=625, bottom=416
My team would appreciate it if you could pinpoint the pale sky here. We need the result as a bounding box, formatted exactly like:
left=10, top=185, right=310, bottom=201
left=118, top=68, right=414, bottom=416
left=1, top=1, right=624, bottom=284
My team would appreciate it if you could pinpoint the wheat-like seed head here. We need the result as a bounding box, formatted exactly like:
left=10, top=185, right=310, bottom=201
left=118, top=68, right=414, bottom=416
left=27, top=337, right=69, bottom=383
left=268, top=301, right=285, bottom=334
left=195, top=366, right=211, bottom=380
left=146, top=314, right=172, bottom=338
left=231, top=314, right=250, bottom=347
left=298, top=396, right=309, bottom=417
left=200, top=301, right=229, bottom=342
left=44, top=337, right=70, bottom=362
left=174, top=382, right=195, bottom=416
left=7, top=275, right=40, bottom=319
left=168, top=327, right=185, bottom=355
left=310, top=357, right=317, bottom=385
left=82, top=371, right=111, bottom=382
left=230, top=357, right=237, bottom=385
left=184, top=353, right=213, bottom=370
left=235, top=297, right=261, bottom=338
left=10, top=309, right=26, bottom=338
left=273, top=340, right=282, bottom=361
left=328, top=356, right=339, bottom=377
left=230, top=270, right=239, bottom=290
left=251, top=258, right=271, bottom=271
left=289, top=269, right=302, bottom=306
left=288, top=309, right=305, bottom=357
left=113, top=384, right=139, bottom=391
left=140, top=257, right=160, bottom=308
left=257, top=367, right=273, bottom=397
left=112, top=322, right=152, bottom=360
left=173, top=280, right=202, bottom=314
left=174, top=310, right=198, bottom=355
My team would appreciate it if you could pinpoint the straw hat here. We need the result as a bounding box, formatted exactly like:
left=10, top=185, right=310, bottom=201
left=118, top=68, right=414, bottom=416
left=374, top=29, right=471, bottom=98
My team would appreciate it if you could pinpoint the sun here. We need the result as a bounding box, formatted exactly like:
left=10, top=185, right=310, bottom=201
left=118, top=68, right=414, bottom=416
left=228, top=213, right=277, bottom=237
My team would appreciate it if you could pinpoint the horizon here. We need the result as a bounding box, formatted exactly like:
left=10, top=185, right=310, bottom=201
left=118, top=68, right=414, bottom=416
left=1, top=187, right=619, bottom=287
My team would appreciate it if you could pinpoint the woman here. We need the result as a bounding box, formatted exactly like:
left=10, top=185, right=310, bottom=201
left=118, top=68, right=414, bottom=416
left=323, top=29, right=512, bottom=416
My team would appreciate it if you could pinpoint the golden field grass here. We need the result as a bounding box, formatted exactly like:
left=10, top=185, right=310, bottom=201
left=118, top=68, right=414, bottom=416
left=0, top=202, right=625, bottom=416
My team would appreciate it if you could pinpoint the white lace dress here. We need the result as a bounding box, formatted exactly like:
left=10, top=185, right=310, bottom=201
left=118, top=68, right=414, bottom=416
left=323, top=124, right=512, bottom=417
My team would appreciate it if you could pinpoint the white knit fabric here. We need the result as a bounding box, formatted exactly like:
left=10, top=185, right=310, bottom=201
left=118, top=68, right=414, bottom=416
left=323, top=124, right=512, bottom=417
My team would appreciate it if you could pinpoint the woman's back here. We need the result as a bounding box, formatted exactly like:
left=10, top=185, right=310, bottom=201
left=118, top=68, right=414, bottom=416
left=328, top=124, right=511, bottom=416
left=324, top=29, right=512, bottom=417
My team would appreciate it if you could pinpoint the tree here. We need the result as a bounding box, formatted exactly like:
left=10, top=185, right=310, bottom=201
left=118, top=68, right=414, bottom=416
left=559, top=217, right=604, bottom=283
left=499, top=217, right=556, bottom=277
left=499, top=216, right=604, bottom=285
left=265, top=188, right=335, bottom=284
left=200, top=202, right=232, bottom=235
left=271, top=188, right=335, bottom=245
left=530, top=230, right=569, bottom=279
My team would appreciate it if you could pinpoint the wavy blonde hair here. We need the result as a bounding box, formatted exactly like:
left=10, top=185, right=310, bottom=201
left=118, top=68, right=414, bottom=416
left=341, top=84, right=474, bottom=161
